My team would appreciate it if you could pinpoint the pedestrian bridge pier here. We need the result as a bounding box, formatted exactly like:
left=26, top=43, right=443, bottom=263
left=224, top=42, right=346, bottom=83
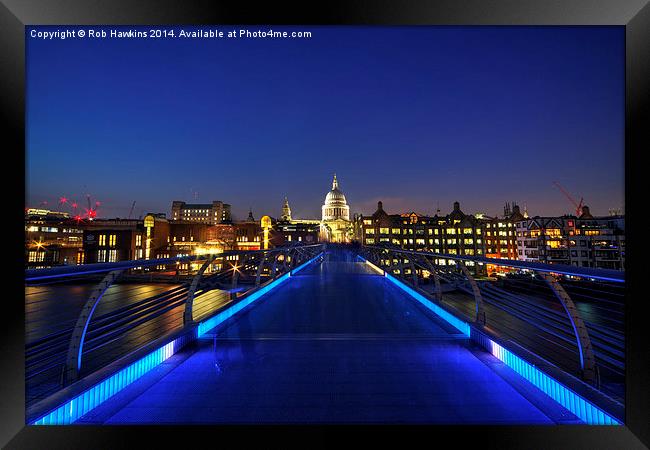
left=25, top=244, right=624, bottom=425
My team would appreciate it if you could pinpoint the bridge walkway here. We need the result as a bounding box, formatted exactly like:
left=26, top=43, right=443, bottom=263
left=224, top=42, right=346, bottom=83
left=77, top=249, right=582, bottom=424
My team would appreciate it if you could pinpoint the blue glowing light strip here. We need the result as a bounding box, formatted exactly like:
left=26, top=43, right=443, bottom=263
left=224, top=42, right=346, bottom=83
left=478, top=335, right=620, bottom=425
left=32, top=340, right=177, bottom=425
left=358, top=255, right=620, bottom=425
left=197, top=252, right=322, bottom=337
left=385, top=272, right=471, bottom=337
left=358, top=256, right=471, bottom=336
left=363, top=258, right=386, bottom=275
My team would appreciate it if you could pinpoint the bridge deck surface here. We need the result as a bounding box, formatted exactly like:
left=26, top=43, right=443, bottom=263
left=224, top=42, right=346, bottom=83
left=77, top=250, right=580, bottom=424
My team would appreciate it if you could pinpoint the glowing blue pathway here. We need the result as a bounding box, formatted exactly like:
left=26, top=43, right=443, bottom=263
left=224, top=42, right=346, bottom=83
left=80, top=250, right=580, bottom=424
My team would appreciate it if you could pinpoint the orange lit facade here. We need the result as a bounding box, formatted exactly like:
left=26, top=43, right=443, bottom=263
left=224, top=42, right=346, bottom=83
left=515, top=208, right=625, bottom=270
left=480, top=203, right=524, bottom=275
left=25, top=209, right=84, bottom=268
left=359, top=201, right=486, bottom=276
left=233, top=212, right=262, bottom=251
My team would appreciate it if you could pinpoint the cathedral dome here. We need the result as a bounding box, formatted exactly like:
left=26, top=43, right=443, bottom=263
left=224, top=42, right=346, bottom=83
left=325, top=187, right=347, bottom=206
left=322, top=174, right=350, bottom=222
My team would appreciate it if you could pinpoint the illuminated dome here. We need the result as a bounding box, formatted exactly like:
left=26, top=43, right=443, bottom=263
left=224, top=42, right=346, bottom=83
left=322, top=174, right=350, bottom=221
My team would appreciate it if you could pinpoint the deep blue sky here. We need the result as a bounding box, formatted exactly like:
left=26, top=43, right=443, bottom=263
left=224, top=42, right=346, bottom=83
left=26, top=26, right=624, bottom=220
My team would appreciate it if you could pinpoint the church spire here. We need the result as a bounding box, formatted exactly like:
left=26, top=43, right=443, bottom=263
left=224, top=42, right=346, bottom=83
left=332, top=173, right=339, bottom=190
left=281, top=196, right=292, bottom=222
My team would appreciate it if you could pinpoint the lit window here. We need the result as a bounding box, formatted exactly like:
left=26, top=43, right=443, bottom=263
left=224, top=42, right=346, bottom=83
left=109, top=234, right=116, bottom=246
left=99, top=235, right=106, bottom=246
left=108, top=250, right=117, bottom=262
left=546, top=229, right=561, bottom=237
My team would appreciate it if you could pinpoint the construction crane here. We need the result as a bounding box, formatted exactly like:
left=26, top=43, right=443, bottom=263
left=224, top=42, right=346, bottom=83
left=553, top=181, right=584, bottom=216
left=128, top=201, right=137, bottom=219
left=84, top=193, right=99, bottom=219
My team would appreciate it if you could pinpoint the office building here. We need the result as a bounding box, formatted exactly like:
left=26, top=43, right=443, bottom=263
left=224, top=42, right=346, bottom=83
left=171, top=200, right=231, bottom=224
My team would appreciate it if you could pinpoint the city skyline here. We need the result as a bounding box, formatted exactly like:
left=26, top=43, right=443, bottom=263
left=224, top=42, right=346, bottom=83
left=25, top=177, right=622, bottom=222
left=27, top=26, right=624, bottom=220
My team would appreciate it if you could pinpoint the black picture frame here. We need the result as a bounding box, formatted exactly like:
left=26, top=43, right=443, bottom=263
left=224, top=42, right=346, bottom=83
left=2, top=1, right=648, bottom=448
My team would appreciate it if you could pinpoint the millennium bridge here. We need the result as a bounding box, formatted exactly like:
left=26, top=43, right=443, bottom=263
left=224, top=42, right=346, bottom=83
left=25, top=243, right=624, bottom=425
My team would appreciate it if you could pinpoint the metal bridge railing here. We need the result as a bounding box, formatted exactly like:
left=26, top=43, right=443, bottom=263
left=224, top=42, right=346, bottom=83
left=25, top=243, right=323, bottom=407
left=359, top=245, right=625, bottom=399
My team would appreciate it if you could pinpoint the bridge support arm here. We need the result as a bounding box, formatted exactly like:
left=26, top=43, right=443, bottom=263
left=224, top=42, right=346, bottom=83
left=397, top=254, right=404, bottom=278
left=539, top=272, right=598, bottom=385
left=458, top=262, right=486, bottom=325
left=417, top=256, right=443, bottom=302
left=271, top=253, right=281, bottom=278
left=64, top=269, right=125, bottom=386
left=183, top=255, right=219, bottom=325
left=408, top=258, right=418, bottom=287
left=255, top=253, right=269, bottom=286
left=230, top=254, right=252, bottom=298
